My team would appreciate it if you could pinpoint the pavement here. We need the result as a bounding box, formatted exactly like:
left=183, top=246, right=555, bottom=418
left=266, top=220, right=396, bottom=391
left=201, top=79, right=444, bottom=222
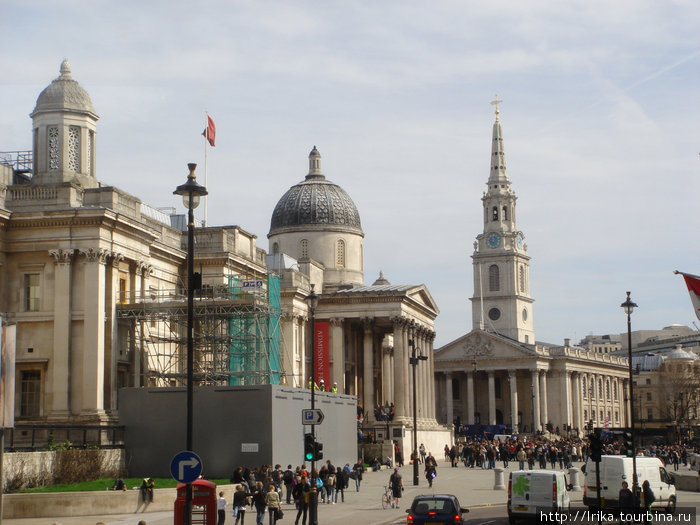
left=3, top=459, right=699, bottom=525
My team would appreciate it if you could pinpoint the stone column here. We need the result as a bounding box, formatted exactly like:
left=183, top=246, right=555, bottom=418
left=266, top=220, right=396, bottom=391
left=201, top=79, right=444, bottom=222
left=49, top=249, right=74, bottom=418
left=362, top=318, right=374, bottom=419
left=427, top=331, right=437, bottom=420
left=80, top=248, right=108, bottom=418
left=418, top=329, right=429, bottom=420
left=561, top=371, right=572, bottom=430
left=540, top=371, right=548, bottom=429
left=402, top=321, right=411, bottom=419
left=104, top=252, right=124, bottom=413
left=573, top=372, right=582, bottom=432
left=467, top=371, right=475, bottom=425
left=392, top=317, right=407, bottom=419
left=488, top=370, right=496, bottom=425
left=331, top=318, right=344, bottom=392
left=531, top=369, right=541, bottom=431
left=509, top=370, right=518, bottom=431
left=382, top=337, right=392, bottom=404
left=445, top=372, right=453, bottom=427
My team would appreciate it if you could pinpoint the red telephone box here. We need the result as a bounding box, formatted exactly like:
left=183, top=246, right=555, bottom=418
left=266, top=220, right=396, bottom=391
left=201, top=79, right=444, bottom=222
left=174, top=479, right=217, bottom=525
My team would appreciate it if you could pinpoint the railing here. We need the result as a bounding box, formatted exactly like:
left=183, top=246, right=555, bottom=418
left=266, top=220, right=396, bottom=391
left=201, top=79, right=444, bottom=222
left=3, top=424, right=125, bottom=452
left=0, top=150, right=32, bottom=173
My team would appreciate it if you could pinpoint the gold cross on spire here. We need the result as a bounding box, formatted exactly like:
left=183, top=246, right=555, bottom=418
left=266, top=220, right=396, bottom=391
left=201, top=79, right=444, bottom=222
left=490, top=94, right=502, bottom=120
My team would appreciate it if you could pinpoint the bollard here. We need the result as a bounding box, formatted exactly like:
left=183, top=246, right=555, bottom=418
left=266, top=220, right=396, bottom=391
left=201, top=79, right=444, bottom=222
left=568, top=467, right=581, bottom=491
left=493, top=467, right=506, bottom=490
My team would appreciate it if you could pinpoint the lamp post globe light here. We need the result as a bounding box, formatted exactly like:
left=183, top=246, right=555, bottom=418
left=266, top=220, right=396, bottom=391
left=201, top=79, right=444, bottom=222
left=173, top=163, right=207, bottom=525
left=621, top=291, right=639, bottom=509
left=306, top=285, right=319, bottom=525
left=409, top=320, right=428, bottom=486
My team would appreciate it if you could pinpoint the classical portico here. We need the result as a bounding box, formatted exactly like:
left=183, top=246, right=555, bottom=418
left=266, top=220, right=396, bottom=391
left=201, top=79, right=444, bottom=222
left=434, top=330, right=628, bottom=434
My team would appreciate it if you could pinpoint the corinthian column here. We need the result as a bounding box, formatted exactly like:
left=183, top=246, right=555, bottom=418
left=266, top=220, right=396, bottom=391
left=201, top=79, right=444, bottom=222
left=49, top=249, right=74, bottom=418
left=362, top=318, right=374, bottom=420
left=392, top=317, right=407, bottom=419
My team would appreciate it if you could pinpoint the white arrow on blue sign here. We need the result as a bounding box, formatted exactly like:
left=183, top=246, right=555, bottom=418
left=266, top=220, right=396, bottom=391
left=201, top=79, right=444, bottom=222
left=170, top=451, right=203, bottom=483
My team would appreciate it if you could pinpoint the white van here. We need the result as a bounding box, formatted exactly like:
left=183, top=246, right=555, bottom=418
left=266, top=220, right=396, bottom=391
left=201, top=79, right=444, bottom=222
left=582, top=455, right=676, bottom=512
left=507, top=470, right=571, bottom=524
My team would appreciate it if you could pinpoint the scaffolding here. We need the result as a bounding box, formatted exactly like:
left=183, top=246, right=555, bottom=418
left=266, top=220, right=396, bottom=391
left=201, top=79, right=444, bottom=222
left=117, top=273, right=282, bottom=387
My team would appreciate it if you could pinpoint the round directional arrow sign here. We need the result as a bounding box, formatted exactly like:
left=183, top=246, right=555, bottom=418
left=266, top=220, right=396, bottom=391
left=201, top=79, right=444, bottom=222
left=170, top=451, right=203, bottom=484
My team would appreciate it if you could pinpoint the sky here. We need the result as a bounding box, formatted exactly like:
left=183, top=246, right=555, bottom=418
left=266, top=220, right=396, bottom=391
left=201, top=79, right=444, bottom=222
left=1, top=0, right=699, bottom=348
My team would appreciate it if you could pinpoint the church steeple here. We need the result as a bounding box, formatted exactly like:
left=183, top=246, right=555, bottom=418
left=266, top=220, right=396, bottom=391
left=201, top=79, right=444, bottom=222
left=471, top=98, right=534, bottom=344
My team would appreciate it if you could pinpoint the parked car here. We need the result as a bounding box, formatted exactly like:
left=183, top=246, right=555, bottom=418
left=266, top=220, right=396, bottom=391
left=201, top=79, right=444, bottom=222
left=406, top=494, right=469, bottom=524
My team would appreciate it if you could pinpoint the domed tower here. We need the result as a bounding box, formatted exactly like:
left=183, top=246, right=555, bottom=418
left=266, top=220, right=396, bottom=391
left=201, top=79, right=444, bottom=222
left=268, top=147, right=364, bottom=289
left=30, top=60, right=99, bottom=188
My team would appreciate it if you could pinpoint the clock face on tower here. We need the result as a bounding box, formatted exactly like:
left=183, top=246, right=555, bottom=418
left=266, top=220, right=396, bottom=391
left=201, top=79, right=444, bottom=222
left=516, top=233, right=524, bottom=249
left=487, top=233, right=501, bottom=248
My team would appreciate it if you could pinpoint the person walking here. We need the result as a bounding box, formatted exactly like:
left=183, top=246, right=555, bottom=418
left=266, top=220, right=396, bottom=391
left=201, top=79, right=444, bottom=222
left=217, top=491, right=227, bottom=525
left=618, top=481, right=634, bottom=524
left=389, top=467, right=404, bottom=508
left=425, top=458, right=437, bottom=488
left=293, top=474, right=310, bottom=525
left=252, top=481, right=267, bottom=525
left=641, top=480, right=655, bottom=523
left=283, top=465, right=294, bottom=504
left=265, top=485, right=281, bottom=525
left=352, top=459, right=364, bottom=491
left=334, top=466, right=345, bottom=503
left=419, top=443, right=426, bottom=464
left=233, top=484, right=249, bottom=525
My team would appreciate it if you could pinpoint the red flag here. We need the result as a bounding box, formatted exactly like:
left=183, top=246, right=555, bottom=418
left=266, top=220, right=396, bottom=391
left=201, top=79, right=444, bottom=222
left=202, top=116, right=215, bottom=147
left=676, top=271, right=700, bottom=321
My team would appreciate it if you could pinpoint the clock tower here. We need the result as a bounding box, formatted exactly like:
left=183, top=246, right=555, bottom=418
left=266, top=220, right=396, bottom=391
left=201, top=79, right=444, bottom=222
left=470, top=99, right=535, bottom=343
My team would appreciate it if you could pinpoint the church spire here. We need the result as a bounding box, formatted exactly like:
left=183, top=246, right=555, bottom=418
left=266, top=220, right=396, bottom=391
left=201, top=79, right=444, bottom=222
left=488, top=94, right=509, bottom=186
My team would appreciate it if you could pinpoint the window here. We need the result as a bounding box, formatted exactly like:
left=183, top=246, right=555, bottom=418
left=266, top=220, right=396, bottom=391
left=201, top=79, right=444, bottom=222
left=646, top=392, right=652, bottom=401
left=48, top=126, right=60, bottom=170
left=646, top=378, right=651, bottom=385
left=24, top=273, right=40, bottom=311
left=20, top=370, right=41, bottom=417
left=300, top=239, right=309, bottom=259
left=492, top=207, right=498, bottom=221
left=615, top=411, right=619, bottom=423
left=598, top=379, right=603, bottom=399
left=489, top=265, right=500, bottom=291
left=606, top=379, right=610, bottom=400
left=272, top=242, right=279, bottom=255
left=583, top=377, right=587, bottom=398
left=647, top=409, right=653, bottom=421
left=614, top=380, right=618, bottom=400
left=519, top=265, right=526, bottom=293
left=119, top=278, right=127, bottom=304
left=584, top=409, right=588, bottom=421
left=68, top=126, right=80, bottom=171
left=488, top=308, right=501, bottom=321
left=502, top=206, right=508, bottom=220
left=336, top=240, right=345, bottom=267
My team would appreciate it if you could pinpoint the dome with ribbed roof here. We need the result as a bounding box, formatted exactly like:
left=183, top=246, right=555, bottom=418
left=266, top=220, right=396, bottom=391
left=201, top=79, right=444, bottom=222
left=31, top=60, right=97, bottom=117
left=269, top=147, right=363, bottom=236
left=667, top=347, right=698, bottom=360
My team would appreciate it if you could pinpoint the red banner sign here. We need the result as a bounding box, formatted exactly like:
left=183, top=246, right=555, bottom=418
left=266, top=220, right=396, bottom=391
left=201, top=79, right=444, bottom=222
left=314, top=320, right=330, bottom=389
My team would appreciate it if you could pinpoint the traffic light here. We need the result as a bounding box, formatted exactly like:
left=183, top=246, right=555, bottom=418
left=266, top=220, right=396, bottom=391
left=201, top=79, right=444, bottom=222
left=313, top=440, right=323, bottom=461
left=303, top=433, right=323, bottom=461
left=622, top=431, right=633, bottom=457
left=304, top=433, right=315, bottom=461
left=589, top=432, right=602, bottom=462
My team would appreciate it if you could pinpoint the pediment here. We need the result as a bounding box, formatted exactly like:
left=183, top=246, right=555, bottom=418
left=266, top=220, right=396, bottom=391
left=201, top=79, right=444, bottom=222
left=406, top=285, right=439, bottom=316
left=434, top=330, right=537, bottom=363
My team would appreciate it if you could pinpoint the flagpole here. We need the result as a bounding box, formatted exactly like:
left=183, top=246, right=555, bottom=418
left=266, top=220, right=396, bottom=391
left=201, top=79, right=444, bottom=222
left=203, top=113, right=208, bottom=227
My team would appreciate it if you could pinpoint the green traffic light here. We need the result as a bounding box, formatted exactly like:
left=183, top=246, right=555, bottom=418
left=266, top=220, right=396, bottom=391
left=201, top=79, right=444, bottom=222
left=305, top=452, right=313, bottom=461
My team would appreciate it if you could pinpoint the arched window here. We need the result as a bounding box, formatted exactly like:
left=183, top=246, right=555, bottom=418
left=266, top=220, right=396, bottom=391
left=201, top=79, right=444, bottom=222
left=489, top=264, right=500, bottom=291
left=272, top=242, right=279, bottom=254
left=502, top=206, right=508, bottom=221
left=300, top=239, right=309, bottom=259
left=519, top=265, right=526, bottom=293
left=606, top=379, right=611, bottom=400
left=492, top=207, right=498, bottom=221
left=598, top=379, right=603, bottom=399
left=336, top=239, right=345, bottom=267
left=582, top=377, right=587, bottom=398
left=614, top=380, right=618, bottom=401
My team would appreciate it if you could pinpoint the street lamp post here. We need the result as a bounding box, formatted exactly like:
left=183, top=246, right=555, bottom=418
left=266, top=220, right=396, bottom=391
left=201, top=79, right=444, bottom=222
left=173, top=163, right=207, bottom=525
left=409, top=320, right=428, bottom=486
left=306, top=285, right=319, bottom=525
left=621, top=291, right=639, bottom=510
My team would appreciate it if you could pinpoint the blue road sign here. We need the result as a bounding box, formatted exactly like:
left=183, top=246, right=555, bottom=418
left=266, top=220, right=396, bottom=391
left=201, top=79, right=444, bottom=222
left=170, top=451, right=203, bottom=483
